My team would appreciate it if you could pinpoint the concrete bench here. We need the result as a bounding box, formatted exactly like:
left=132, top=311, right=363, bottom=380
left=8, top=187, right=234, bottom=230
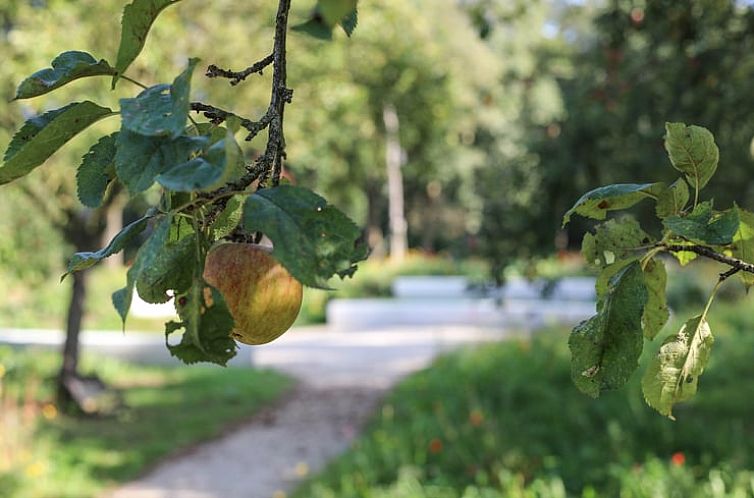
left=493, top=277, right=596, bottom=301
left=326, top=296, right=596, bottom=331
left=326, top=298, right=504, bottom=331
left=391, top=275, right=596, bottom=301
left=392, top=276, right=471, bottom=299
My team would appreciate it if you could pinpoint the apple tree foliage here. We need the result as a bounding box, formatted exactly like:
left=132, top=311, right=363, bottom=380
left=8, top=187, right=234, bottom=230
left=564, top=122, right=754, bottom=418
left=0, top=0, right=366, bottom=366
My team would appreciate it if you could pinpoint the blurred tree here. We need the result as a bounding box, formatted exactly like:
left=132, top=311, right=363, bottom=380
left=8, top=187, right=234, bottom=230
left=1, top=0, right=502, bottom=399
left=468, top=0, right=586, bottom=280
left=286, top=0, right=502, bottom=257
left=534, top=0, right=754, bottom=254
left=0, top=0, right=129, bottom=405
left=473, top=0, right=754, bottom=279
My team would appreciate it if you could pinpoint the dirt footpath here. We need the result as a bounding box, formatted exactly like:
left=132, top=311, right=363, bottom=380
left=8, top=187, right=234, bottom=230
left=107, top=384, right=382, bottom=498
left=104, top=326, right=508, bottom=498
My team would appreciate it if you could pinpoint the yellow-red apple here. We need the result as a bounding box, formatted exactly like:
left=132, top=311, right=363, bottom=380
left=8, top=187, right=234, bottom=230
left=203, top=243, right=303, bottom=345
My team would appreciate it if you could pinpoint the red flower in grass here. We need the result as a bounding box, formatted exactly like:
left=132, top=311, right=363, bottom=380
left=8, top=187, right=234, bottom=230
left=428, top=438, right=444, bottom=454
left=468, top=409, right=484, bottom=427
left=671, top=452, right=686, bottom=466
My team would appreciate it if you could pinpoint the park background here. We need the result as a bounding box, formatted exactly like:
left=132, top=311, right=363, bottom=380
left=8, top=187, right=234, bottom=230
left=2, top=0, right=754, bottom=497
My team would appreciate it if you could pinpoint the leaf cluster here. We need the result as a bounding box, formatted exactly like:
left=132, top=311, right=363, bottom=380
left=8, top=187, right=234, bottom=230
left=564, top=122, right=754, bottom=418
left=0, top=0, right=366, bottom=365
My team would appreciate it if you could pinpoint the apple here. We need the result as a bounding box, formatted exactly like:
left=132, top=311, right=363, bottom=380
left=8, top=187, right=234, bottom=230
left=203, top=243, right=303, bottom=345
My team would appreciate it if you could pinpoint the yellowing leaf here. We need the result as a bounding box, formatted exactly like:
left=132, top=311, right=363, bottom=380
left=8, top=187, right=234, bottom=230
left=732, top=205, right=754, bottom=289
left=642, top=258, right=669, bottom=340
left=563, top=183, right=663, bottom=226
left=581, top=218, right=650, bottom=268
left=642, top=315, right=714, bottom=418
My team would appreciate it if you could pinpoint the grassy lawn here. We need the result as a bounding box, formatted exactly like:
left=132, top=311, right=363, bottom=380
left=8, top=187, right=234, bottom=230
left=293, top=299, right=754, bottom=498
left=3, top=265, right=168, bottom=332
left=0, top=346, right=292, bottom=498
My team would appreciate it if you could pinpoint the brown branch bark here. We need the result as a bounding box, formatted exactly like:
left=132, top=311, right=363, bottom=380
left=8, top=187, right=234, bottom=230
left=190, top=102, right=273, bottom=141
left=195, top=0, right=291, bottom=197
left=258, top=0, right=292, bottom=188
left=205, top=53, right=275, bottom=85
left=663, top=244, right=754, bottom=276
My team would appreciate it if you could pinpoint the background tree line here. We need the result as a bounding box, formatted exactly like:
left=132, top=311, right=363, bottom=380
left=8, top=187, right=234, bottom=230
left=2, top=0, right=754, bottom=291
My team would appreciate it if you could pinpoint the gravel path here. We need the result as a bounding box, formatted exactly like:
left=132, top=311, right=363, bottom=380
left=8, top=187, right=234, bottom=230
left=107, top=385, right=383, bottom=498
left=75, top=326, right=509, bottom=498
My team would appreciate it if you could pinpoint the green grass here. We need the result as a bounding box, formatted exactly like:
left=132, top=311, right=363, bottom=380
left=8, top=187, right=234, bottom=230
left=2, top=265, right=168, bottom=332
left=0, top=346, right=292, bottom=498
left=293, top=302, right=754, bottom=498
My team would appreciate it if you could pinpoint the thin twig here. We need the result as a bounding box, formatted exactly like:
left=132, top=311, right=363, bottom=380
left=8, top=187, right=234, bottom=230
left=189, top=102, right=274, bottom=141
left=663, top=244, right=754, bottom=275
left=255, top=0, right=292, bottom=188
left=206, top=54, right=275, bottom=86
left=719, top=266, right=741, bottom=281
left=180, top=0, right=292, bottom=231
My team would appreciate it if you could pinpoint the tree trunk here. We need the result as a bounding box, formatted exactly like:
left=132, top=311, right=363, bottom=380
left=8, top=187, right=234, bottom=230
left=383, top=104, right=407, bottom=262
left=57, top=269, right=88, bottom=406
left=57, top=208, right=108, bottom=408
left=365, top=182, right=386, bottom=259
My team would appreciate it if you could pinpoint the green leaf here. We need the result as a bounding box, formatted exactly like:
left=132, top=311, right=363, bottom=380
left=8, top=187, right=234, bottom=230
left=655, top=178, right=690, bottom=218
left=212, top=195, right=244, bottom=239
left=120, top=58, right=199, bottom=138
left=291, top=17, right=334, bottom=40
left=642, top=258, right=669, bottom=340
left=732, top=205, right=754, bottom=289
left=663, top=201, right=739, bottom=245
left=664, top=122, right=719, bottom=192
left=569, top=262, right=647, bottom=398
left=341, top=9, right=358, bottom=36
left=135, top=234, right=196, bottom=303
left=65, top=213, right=153, bottom=277
left=595, top=258, right=637, bottom=307
left=562, top=183, right=663, bottom=226
left=0, top=102, right=115, bottom=185
left=581, top=218, right=651, bottom=268
left=242, top=185, right=367, bottom=288
left=169, top=213, right=195, bottom=241
left=318, top=0, right=358, bottom=26
left=166, top=284, right=237, bottom=365
left=642, top=315, right=714, bottom=419
left=112, top=0, right=183, bottom=88
left=112, top=215, right=171, bottom=327
left=114, top=130, right=206, bottom=194
left=156, top=133, right=243, bottom=192
left=77, top=133, right=118, bottom=208
left=14, top=51, right=115, bottom=100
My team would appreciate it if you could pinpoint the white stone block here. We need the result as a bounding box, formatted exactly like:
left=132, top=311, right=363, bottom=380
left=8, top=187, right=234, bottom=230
left=391, top=276, right=470, bottom=299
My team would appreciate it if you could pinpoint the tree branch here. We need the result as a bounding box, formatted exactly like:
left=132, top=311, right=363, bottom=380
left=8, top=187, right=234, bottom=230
left=663, top=244, right=754, bottom=276
left=190, top=102, right=273, bottom=141
left=206, top=54, right=275, bottom=86
left=187, top=0, right=292, bottom=227
left=258, top=0, right=292, bottom=188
